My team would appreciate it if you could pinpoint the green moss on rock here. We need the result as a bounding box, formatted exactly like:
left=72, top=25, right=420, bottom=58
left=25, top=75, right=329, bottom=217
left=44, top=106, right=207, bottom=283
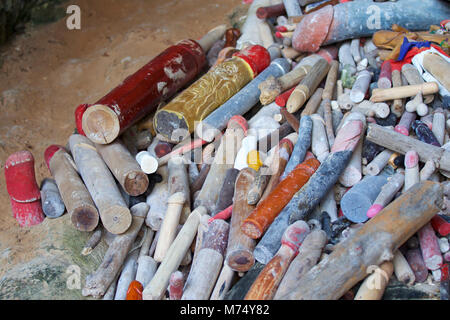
left=0, top=214, right=108, bottom=300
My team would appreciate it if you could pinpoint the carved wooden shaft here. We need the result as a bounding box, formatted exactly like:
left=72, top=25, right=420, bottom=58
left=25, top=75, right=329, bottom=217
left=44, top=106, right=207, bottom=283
left=274, top=230, right=327, bottom=299
left=168, top=271, right=185, bottom=300
left=391, top=69, right=404, bottom=117
left=322, top=60, right=339, bottom=147
left=182, top=219, right=229, bottom=300
left=194, top=116, right=247, bottom=214
left=406, top=248, right=429, bottom=283
left=367, top=170, right=405, bottom=219
left=145, top=166, right=169, bottom=231
left=96, top=139, right=149, bottom=196
left=276, top=181, right=443, bottom=300
left=46, top=147, right=99, bottom=232
left=401, top=63, right=434, bottom=104
left=393, top=250, right=415, bottom=285
left=258, top=62, right=312, bottom=105
left=210, top=264, right=236, bottom=300
left=366, top=124, right=450, bottom=172
left=370, top=82, right=439, bottom=102
left=354, top=261, right=394, bottom=300
left=168, top=156, right=191, bottom=223
left=226, top=168, right=258, bottom=272
left=69, top=134, right=131, bottom=235
left=287, top=58, right=330, bottom=113
left=154, top=192, right=186, bottom=262
left=142, top=206, right=207, bottom=300
left=418, top=222, right=443, bottom=271
left=245, top=221, right=310, bottom=300
left=260, top=139, right=294, bottom=202
left=311, top=114, right=330, bottom=163
left=242, top=159, right=320, bottom=240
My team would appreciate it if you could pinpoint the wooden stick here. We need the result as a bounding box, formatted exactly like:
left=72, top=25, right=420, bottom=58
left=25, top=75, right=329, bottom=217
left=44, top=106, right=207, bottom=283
left=154, top=192, right=186, bottom=262
left=378, top=61, right=392, bottom=89
left=276, top=181, right=444, bottom=300
left=322, top=60, right=339, bottom=147
left=69, top=134, right=132, bottom=234
left=433, top=108, right=446, bottom=147
left=226, top=168, right=257, bottom=272
left=258, top=63, right=312, bottom=105
left=341, top=175, right=389, bottom=224
left=412, top=120, right=441, bottom=147
left=364, top=149, right=394, bottom=176
left=142, top=206, right=207, bottom=300
left=287, top=58, right=330, bottom=113
left=350, top=70, right=372, bottom=103
left=366, top=123, right=450, bottom=172
left=338, top=41, right=356, bottom=72
left=406, top=248, right=429, bottom=283
left=81, top=228, right=103, bottom=256
left=256, top=3, right=287, bottom=19
left=404, top=150, right=420, bottom=191
left=418, top=222, right=443, bottom=271
left=40, top=178, right=65, bottom=219
left=145, top=165, right=169, bottom=231
left=395, top=111, right=417, bottom=136
left=242, top=158, right=320, bottom=240
left=135, top=255, right=157, bottom=289
left=210, top=264, right=236, bottom=300
left=102, top=274, right=119, bottom=300
left=393, top=250, right=415, bottom=285
left=214, top=168, right=240, bottom=215
left=168, top=271, right=184, bottom=300
left=167, top=156, right=191, bottom=224
left=338, top=112, right=366, bottom=187
left=370, top=82, right=439, bottom=103
left=115, top=251, right=139, bottom=300
left=182, top=219, right=229, bottom=300
left=96, top=139, right=149, bottom=196
left=367, top=170, right=405, bottom=219
left=281, top=116, right=313, bottom=179
left=274, top=230, right=327, bottom=299
left=354, top=261, right=394, bottom=300
left=139, top=226, right=155, bottom=257
left=405, top=91, right=428, bottom=116
left=311, top=114, right=330, bottom=162
left=260, top=138, right=294, bottom=202
left=257, top=121, right=294, bottom=152
left=83, top=203, right=149, bottom=298
left=422, top=52, right=450, bottom=91
left=247, top=170, right=270, bottom=205
left=283, top=0, right=303, bottom=18
left=391, top=69, right=404, bottom=117
left=245, top=221, right=310, bottom=300
left=280, top=108, right=300, bottom=132
left=47, top=148, right=99, bottom=232
left=197, top=25, right=227, bottom=52
left=401, top=63, right=434, bottom=104
left=194, top=116, right=247, bottom=214
left=320, top=189, right=338, bottom=222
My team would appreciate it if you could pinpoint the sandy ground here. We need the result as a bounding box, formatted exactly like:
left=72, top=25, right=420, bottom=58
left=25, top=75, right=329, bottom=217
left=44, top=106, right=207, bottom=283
left=0, top=0, right=245, bottom=278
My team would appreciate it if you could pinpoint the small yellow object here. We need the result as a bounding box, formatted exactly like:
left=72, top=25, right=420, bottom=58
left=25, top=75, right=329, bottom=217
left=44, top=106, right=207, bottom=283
left=247, top=150, right=263, bottom=171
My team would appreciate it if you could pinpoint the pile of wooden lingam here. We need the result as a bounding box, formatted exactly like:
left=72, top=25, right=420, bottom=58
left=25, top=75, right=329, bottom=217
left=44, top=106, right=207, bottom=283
left=4, top=0, right=450, bottom=300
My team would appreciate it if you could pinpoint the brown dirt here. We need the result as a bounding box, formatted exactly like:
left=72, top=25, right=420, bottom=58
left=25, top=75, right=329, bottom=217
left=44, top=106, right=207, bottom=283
left=0, top=0, right=246, bottom=279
